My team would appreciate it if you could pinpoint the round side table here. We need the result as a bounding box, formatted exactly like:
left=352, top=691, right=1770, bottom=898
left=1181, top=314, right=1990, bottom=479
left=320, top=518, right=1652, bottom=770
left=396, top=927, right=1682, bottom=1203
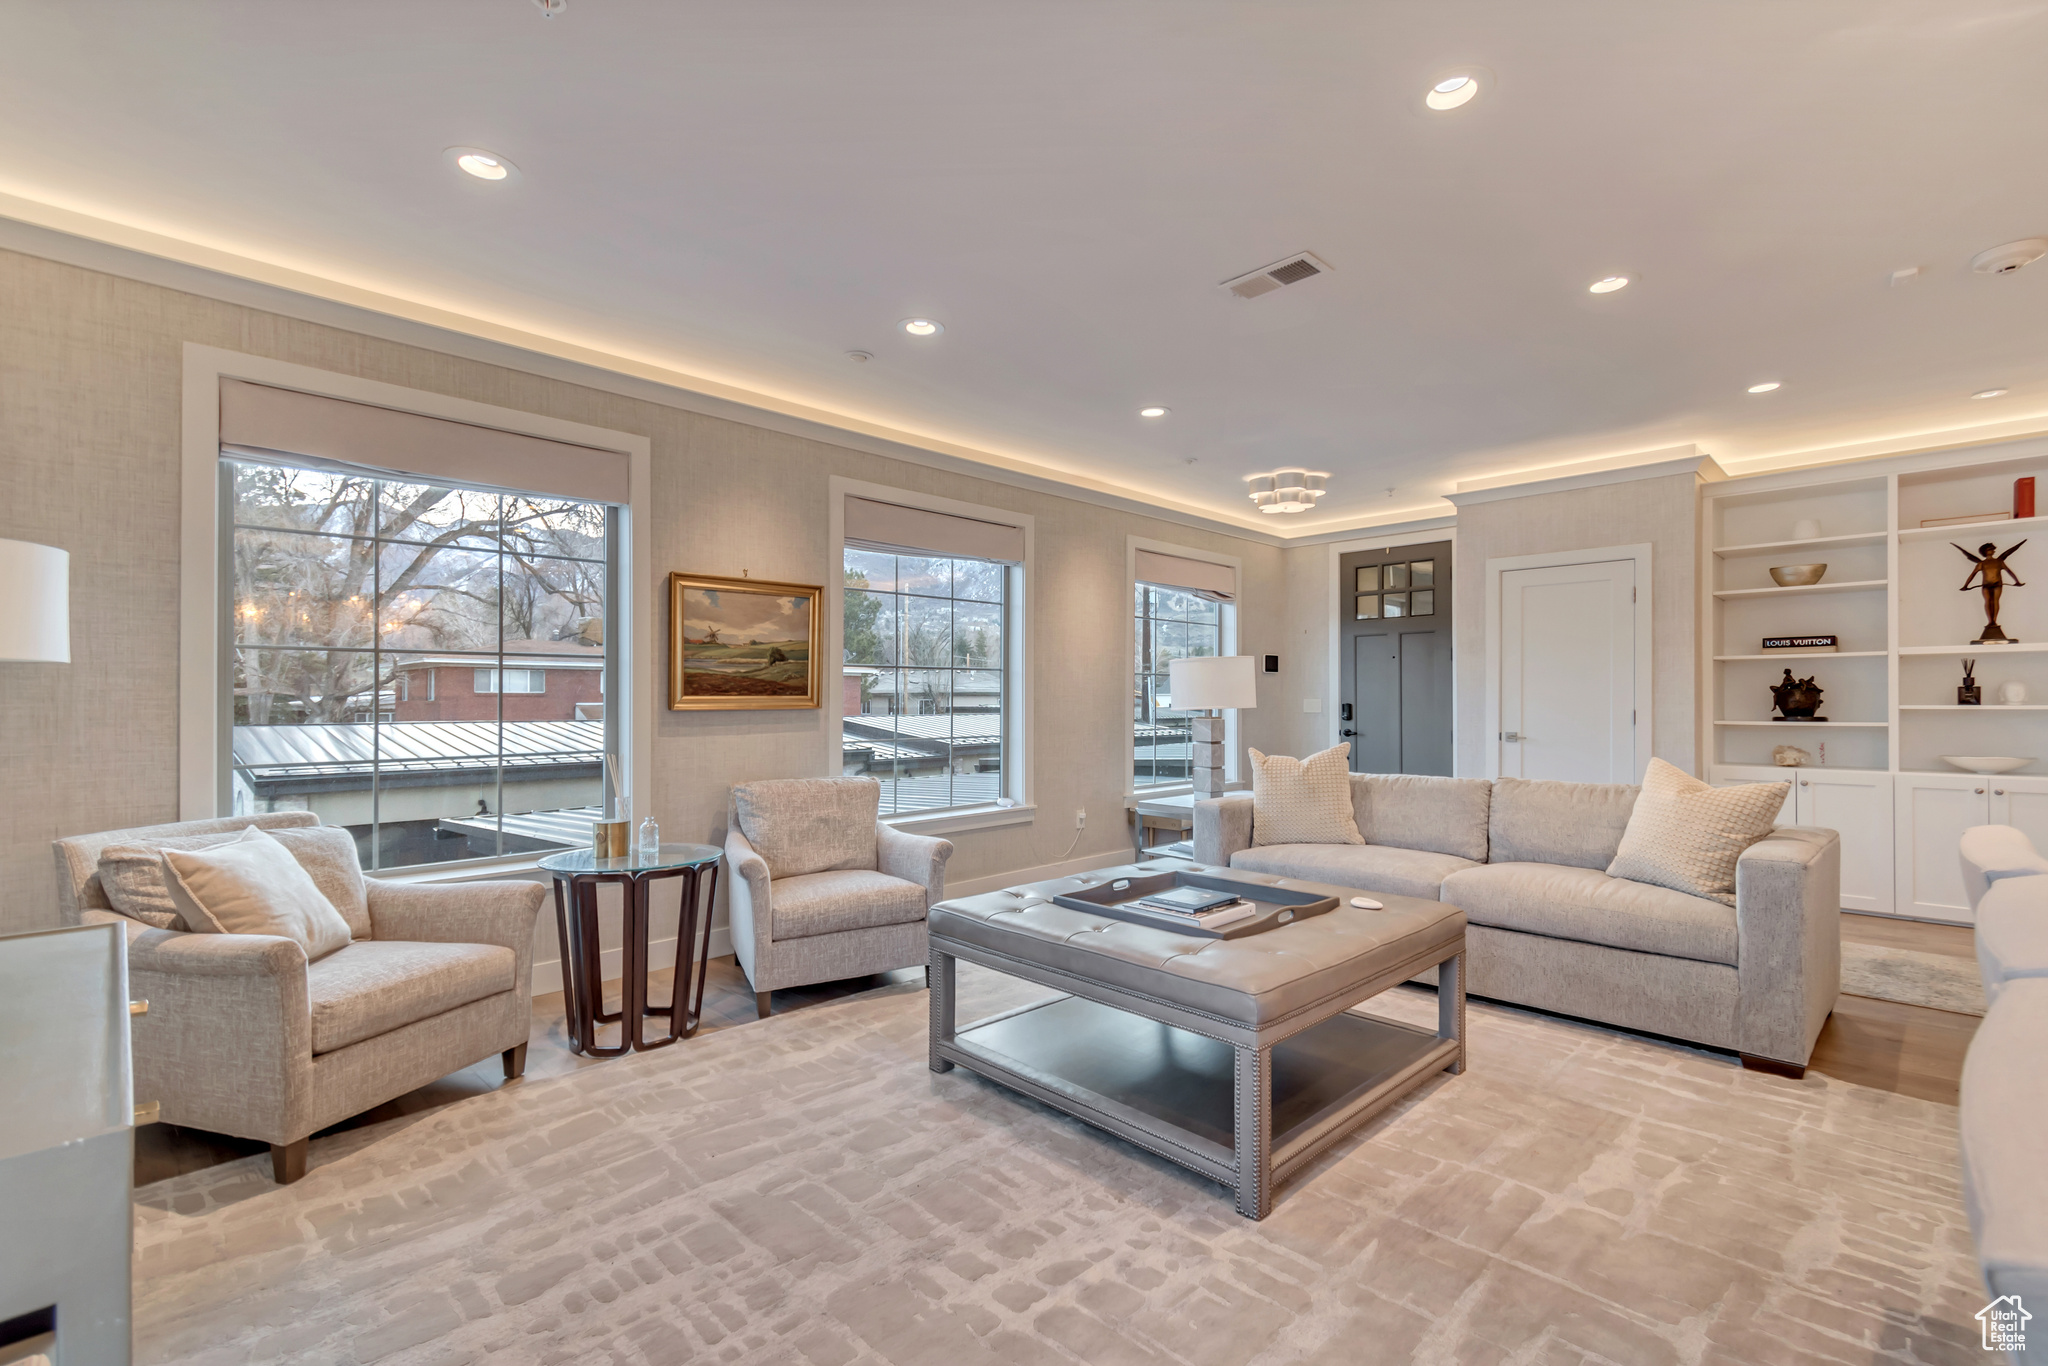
left=538, top=843, right=722, bottom=1056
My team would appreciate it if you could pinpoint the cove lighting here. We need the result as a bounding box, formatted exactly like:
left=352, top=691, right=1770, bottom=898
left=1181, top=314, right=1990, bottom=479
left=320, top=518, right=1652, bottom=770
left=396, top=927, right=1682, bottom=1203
left=1139, top=406, right=1169, bottom=418
left=1747, top=381, right=1782, bottom=394
left=900, top=318, right=943, bottom=337
left=1973, top=388, right=2010, bottom=400
left=1426, top=75, right=1479, bottom=110
left=1588, top=276, right=1630, bottom=294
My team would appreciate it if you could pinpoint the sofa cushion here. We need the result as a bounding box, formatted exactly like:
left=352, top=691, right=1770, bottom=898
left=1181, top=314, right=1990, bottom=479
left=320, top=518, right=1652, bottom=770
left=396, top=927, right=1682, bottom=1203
left=1353, top=774, right=1492, bottom=862
left=98, top=822, right=371, bottom=938
left=1606, top=758, right=1787, bottom=906
left=306, top=940, right=515, bottom=1054
left=1229, top=843, right=1477, bottom=900
left=772, top=869, right=927, bottom=941
left=1489, top=777, right=1639, bottom=870
left=1960, top=824, right=2048, bottom=912
left=1960, top=978, right=2048, bottom=1302
left=735, top=777, right=880, bottom=879
left=1976, top=874, right=2048, bottom=1006
left=162, top=828, right=354, bottom=962
left=1440, top=861, right=1738, bottom=966
left=1249, top=745, right=1364, bottom=847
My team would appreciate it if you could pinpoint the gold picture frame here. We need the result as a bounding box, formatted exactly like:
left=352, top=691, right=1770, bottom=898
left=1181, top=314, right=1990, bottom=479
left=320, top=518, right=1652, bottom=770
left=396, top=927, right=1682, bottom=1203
left=668, top=573, right=823, bottom=710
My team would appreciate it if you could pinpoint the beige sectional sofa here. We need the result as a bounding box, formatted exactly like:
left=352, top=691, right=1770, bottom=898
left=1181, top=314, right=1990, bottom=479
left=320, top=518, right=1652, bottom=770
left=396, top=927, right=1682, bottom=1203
left=1195, top=773, right=1842, bottom=1074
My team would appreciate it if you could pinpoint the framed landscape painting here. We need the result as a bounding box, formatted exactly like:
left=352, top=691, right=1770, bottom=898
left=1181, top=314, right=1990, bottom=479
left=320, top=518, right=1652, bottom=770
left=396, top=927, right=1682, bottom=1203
left=668, top=573, right=822, bottom=710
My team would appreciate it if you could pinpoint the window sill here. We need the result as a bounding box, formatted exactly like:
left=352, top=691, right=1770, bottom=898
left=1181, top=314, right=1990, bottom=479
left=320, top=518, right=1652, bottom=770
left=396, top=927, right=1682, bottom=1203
left=883, top=803, right=1036, bottom=836
left=365, top=853, right=551, bottom=885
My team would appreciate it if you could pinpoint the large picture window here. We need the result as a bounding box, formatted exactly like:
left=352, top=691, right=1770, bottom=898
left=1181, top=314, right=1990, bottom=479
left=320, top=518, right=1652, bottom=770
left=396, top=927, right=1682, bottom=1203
left=227, top=458, right=616, bottom=870
left=840, top=548, right=1006, bottom=815
left=1133, top=583, right=1222, bottom=788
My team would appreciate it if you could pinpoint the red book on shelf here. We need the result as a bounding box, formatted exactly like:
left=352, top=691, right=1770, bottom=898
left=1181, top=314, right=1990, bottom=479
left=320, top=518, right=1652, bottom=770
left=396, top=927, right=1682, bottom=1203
left=2018, top=477, right=2036, bottom=520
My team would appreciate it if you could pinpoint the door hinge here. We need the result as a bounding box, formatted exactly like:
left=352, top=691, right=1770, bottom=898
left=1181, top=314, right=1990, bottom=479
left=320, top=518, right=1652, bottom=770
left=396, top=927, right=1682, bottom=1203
left=1632, top=709, right=1636, bottom=725
left=1632, top=586, right=1637, bottom=603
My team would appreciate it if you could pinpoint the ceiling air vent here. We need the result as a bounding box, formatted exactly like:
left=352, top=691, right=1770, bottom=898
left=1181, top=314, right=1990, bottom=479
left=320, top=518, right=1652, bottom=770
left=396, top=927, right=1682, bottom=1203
left=1219, top=252, right=1333, bottom=300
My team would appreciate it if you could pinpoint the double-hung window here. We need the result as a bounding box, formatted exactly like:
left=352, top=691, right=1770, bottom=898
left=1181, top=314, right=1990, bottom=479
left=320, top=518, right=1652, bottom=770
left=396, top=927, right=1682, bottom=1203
left=840, top=494, right=1026, bottom=818
left=220, top=380, right=626, bottom=871
left=1132, top=548, right=1237, bottom=790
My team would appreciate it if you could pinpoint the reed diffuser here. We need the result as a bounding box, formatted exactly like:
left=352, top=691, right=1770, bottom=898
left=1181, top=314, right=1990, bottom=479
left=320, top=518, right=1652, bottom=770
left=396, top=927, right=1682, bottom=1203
left=592, top=753, right=631, bottom=857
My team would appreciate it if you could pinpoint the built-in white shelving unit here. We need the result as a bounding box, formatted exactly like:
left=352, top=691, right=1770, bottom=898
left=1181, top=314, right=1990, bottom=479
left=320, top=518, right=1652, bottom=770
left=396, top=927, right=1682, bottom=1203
left=1702, top=436, right=2048, bottom=923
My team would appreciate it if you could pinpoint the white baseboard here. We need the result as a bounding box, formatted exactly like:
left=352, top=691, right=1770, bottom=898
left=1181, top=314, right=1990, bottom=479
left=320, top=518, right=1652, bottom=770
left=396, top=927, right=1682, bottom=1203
left=531, top=925, right=734, bottom=998
left=526, top=851, right=1137, bottom=998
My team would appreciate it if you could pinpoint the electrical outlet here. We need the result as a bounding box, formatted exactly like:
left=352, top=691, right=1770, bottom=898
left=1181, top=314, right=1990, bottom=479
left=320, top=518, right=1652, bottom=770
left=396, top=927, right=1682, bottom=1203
left=1075, top=808, right=1086, bottom=829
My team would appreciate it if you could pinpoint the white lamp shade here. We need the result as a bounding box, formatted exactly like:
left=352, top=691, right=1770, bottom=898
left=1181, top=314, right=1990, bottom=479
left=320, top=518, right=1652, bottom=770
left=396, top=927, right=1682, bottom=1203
left=0, top=539, right=70, bottom=663
left=1168, top=654, right=1258, bottom=711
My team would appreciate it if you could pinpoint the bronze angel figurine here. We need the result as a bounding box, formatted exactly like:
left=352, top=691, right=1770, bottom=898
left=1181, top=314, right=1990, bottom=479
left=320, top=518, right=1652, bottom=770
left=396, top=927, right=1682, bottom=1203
left=1954, top=540, right=2026, bottom=644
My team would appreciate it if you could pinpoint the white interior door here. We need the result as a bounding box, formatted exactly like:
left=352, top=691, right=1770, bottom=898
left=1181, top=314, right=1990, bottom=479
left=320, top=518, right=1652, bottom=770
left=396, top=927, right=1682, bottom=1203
left=1499, top=559, right=1637, bottom=782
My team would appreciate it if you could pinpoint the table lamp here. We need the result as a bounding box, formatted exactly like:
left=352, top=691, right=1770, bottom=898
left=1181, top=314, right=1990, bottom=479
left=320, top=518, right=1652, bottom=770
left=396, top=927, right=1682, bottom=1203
left=0, top=539, right=69, bottom=663
left=1168, top=655, right=1257, bottom=796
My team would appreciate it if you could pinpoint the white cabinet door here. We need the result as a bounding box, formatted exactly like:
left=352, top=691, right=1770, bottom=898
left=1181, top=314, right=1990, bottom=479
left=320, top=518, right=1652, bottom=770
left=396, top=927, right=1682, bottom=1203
left=1989, top=777, right=2048, bottom=853
left=1894, top=774, right=1990, bottom=924
left=1789, top=770, right=1894, bottom=914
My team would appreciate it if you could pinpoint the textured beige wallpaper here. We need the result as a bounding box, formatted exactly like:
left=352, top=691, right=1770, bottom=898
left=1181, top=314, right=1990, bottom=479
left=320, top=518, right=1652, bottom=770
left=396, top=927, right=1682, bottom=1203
left=0, top=247, right=1291, bottom=934
left=1451, top=472, right=1700, bottom=778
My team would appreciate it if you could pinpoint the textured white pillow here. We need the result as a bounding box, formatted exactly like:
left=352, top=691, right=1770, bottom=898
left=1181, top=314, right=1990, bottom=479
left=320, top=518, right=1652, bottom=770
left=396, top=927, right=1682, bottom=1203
left=1249, top=744, right=1365, bottom=847
left=98, top=824, right=369, bottom=935
left=161, top=828, right=354, bottom=961
left=1606, top=758, right=1788, bottom=905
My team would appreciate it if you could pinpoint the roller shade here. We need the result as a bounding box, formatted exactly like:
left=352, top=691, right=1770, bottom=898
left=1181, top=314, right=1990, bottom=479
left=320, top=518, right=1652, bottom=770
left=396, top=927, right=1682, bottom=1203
left=845, top=496, right=1025, bottom=563
left=220, top=380, right=631, bottom=505
left=1135, top=549, right=1236, bottom=603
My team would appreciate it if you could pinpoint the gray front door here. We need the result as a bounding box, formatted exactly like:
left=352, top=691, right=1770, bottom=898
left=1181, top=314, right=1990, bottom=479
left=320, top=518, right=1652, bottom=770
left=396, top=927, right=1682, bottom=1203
left=1340, top=541, right=1452, bottom=776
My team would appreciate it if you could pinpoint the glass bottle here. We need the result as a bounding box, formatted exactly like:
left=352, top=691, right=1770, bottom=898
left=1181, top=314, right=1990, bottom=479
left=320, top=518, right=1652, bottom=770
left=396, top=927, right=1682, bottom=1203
left=636, top=815, right=660, bottom=862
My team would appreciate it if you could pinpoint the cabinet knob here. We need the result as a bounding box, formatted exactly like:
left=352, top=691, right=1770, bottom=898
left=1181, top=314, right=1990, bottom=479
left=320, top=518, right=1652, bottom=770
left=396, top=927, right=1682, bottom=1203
left=1800, top=780, right=1809, bottom=787
left=1996, top=788, right=2006, bottom=796
left=1976, top=788, right=1986, bottom=795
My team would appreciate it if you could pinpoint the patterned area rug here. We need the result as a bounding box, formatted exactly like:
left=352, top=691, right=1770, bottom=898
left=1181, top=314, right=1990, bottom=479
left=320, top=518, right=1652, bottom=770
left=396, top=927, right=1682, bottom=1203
left=1842, top=942, right=1988, bottom=1016
left=134, top=968, right=1990, bottom=1365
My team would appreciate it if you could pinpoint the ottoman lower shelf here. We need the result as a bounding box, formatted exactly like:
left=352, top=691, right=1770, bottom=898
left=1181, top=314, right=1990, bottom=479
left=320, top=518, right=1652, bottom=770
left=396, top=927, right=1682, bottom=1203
left=939, top=993, right=1458, bottom=1196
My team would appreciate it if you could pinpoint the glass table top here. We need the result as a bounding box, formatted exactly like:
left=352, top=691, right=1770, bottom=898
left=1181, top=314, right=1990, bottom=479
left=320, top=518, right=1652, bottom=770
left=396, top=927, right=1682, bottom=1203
left=538, top=843, right=723, bottom=875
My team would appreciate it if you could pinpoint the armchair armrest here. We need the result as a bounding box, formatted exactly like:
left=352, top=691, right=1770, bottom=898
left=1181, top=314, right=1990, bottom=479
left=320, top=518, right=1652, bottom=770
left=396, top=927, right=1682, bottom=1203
left=1734, top=826, right=1841, bottom=1067
left=1194, top=795, right=1254, bottom=867
left=120, top=921, right=312, bottom=1143
left=367, top=879, right=545, bottom=994
left=726, top=824, right=774, bottom=976
left=877, top=822, right=954, bottom=906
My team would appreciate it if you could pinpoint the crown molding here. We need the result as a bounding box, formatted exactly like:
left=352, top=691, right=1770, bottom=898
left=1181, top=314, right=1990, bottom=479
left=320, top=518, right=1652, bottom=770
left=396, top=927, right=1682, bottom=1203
left=1446, top=445, right=1726, bottom=508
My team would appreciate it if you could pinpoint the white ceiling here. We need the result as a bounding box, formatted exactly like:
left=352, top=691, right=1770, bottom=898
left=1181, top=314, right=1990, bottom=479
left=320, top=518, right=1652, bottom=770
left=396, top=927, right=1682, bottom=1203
left=3, top=1, right=2046, bottom=534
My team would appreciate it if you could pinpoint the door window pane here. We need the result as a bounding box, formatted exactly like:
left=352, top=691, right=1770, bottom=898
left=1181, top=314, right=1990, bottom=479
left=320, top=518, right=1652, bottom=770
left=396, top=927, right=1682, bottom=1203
left=1383, top=593, right=1409, bottom=617
left=1385, top=563, right=1411, bottom=591
left=1410, top=560, right=1435, bottom=589
left=1355, top=565, right=1380, bottom=593
left=1356, top=594, right=1380, bottom=620
left=1411, top=590, right=1435, bottom=617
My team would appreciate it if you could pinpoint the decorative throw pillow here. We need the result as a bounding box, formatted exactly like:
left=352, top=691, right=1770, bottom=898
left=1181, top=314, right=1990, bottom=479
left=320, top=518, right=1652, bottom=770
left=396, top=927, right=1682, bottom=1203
left=1249, top=744, right=1365, bottom=847
left=1606, top=758, right=1788, bottom=905
left=161, top=828, right=355, bottom=961
left=99, top=830, right=251, bottom=929
left=734, top=777, right=881, bottom=879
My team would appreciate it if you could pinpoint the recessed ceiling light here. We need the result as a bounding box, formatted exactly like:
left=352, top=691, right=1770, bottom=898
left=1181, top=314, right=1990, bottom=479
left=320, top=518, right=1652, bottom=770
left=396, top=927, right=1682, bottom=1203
left=1588, top=276, right=1630, bottom=294
left=1139, top=406, right=1169, bottom=418
left=1973, top=388, right=2010, bottom=399
left=900, top=318, right=943, bottom=337
left=1425, top=74, right=1479, bottom=110
left=446, top=147, right=519, bottom=182
left=1747, top=381, right=1782, bottom=394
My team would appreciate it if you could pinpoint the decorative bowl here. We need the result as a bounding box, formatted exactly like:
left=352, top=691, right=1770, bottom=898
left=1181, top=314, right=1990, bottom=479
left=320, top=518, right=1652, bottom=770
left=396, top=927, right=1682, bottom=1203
left=1769, top=563, right=1828, bottom=587
left=1940, top=755, right=2034, bottom=775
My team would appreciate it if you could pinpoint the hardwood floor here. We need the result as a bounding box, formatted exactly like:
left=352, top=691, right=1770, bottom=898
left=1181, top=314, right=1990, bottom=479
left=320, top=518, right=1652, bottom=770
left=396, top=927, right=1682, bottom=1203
left=134, top=911, right=1984, bottom=1184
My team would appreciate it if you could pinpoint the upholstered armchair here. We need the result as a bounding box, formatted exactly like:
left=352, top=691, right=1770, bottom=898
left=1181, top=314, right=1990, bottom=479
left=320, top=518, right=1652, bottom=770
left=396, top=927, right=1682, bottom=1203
left=53, top=811, right=545, bottom=1183
left=725, top=777, right=953, bottom=1016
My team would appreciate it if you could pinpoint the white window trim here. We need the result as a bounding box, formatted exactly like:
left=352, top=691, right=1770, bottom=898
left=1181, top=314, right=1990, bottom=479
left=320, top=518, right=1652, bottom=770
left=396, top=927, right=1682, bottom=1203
left=828, top=475, right=1034, bottom=835
left=1126, top=536, right=1242, bottom=799
left=179, top=343, right=654, bottom=876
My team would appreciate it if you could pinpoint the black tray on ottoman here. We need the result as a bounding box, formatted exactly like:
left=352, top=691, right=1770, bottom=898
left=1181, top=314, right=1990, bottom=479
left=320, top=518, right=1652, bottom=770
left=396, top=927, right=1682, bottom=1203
left=1051, top=869, right=1338, bottom=939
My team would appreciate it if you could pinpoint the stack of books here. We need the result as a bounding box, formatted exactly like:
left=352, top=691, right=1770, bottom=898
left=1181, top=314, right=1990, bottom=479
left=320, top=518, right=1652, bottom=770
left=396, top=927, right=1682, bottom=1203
left=1131, top=884, right=1257, bottom=930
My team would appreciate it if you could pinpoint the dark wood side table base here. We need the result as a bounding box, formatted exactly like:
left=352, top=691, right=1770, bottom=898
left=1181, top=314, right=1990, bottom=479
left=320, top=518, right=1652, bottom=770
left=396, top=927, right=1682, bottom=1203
left=550, top=862, right=719, bottom=1056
